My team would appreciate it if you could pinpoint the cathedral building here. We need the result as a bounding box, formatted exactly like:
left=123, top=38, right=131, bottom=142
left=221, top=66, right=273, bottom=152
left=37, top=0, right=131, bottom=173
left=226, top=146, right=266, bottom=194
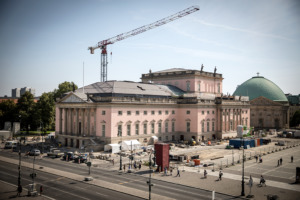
left=233, top=74, right=289, bottom=130
left=55, top=68, right=250, bottom=150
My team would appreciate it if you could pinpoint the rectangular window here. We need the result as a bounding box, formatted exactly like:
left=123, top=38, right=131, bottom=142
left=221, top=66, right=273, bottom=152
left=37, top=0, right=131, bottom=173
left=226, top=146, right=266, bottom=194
left=207, top=111, right=210, bottom=114
left=158, top=110, right=162, bottom=115
left=172, top=135, right=175, bottom=141
left=102, top=124, right=105, bottom=137
left=158, top=122, right=162, bottom=133
left=136, top=111, right=140, bottom=115
left=151, top=123, right=155, bottom=134
left=143, top=124, right=147, bottom=134
left=186, top=81, right=190, bottom=91
left=202, top=111, right=204, bottom=115
left=172, top=121, right=175, bottom=132
left=135, top=124, right=139, bottom=135
left=151, top=110, right=155, bottom=115
left=172, top=110, right=175, bottom=114
left=186, top=110, right=190, bottom=114
left=102, top=110, right=106, bottom=115
left=165, top=110, right=169, bottom=115
left=118, top=124, right=122, bottom=137
left=165, top=122, right=168, bottom=133
left=230, top=121, right=233, bottom=130
left=207, top=122, right=210, bottom=132
left=212, top=122, right=215, bottom=131
left=127, top=111, right=131, bottom=115
left=127, top=124, right=131, bottom=136
left=187, top=122, right=190, bottom=132
left=212, top=111, right=215, bottom=114
left=118, top=111, right=122, bottom=115
left=198, top=83, right=201, bottom=92
left=166, top=136, right=169, bottom=141
left=202, top=121, right=205, bottom=132
left=143, top=111, right=147, bottom=115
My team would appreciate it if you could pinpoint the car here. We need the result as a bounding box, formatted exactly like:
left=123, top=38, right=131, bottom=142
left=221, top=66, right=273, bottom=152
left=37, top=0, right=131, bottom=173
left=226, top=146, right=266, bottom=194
left=4, top=141, right=18, bottom=149
left=29, top=149, right=41, bottom=156
left=63, top=152, right=75, bottom=161
left=74, top=155, right=88, bottom=163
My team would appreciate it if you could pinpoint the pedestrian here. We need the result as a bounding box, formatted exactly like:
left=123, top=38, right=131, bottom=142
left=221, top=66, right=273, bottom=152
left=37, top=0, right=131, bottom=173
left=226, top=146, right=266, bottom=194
left=218, top=170, right=223, bottom=181
left=139, top=163, right=141, bottom=170
left=17, top=184, right=22, bottom=197
left=249, top=175, right=253, bottom=194
left=204, top=169, right=207, bottom=179
left=40, top=185, right=43, bottom=196
left=176, top=168, right=180, bottom=177
left=164, top=167, right=167, bottom=176
left=260, top=175, right=266, bottom=186
left=291, top=156, right=293, bottom=163
left=123, top=164, right=126, bottom=172
left=112, top=159, right=114, bottom=166
left=280, top=157, right=282, bottom=165
left=277, top=160, right=280, bottom=167
left=170, top=168, right=173, bottom=176
left=134, top=162, right=137, bottom=169
left=255, top=155, right=258, bottom=163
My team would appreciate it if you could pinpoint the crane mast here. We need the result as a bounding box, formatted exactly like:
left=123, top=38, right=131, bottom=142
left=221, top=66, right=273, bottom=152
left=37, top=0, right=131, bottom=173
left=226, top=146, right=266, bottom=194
left=88, top=6, right=199, bottom=82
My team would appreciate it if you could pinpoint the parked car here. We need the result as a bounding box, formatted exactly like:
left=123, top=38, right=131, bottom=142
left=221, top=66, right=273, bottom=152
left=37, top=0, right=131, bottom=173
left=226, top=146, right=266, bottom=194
left=74, top=155, right=88, bottom=163
left=5, top=141, right=18, bottom=149
left=63, top=152, right=75, bottom=161
left=47, top=148, right=64, bottom=158
left=29, top=149, right=41, bottom=156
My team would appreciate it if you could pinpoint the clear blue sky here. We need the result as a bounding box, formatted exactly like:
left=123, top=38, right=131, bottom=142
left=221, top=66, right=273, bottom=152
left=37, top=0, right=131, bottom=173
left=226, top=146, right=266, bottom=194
left=0, top=0, right=299, bottom=97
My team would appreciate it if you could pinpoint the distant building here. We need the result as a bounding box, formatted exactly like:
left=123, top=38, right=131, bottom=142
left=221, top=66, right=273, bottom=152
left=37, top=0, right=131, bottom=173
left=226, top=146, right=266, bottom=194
left=12, top=87, right=35, bottom=98
left=55, top=68, right=250, bottom=150
left=233, top=74, right=289, bottom=130
left=286, top=94, right=300, bottom=125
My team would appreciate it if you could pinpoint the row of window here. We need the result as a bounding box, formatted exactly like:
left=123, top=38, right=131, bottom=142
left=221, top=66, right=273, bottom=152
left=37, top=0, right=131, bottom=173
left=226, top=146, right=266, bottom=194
left=103, top=110, right=216, bottom=116
left=100, top=121, right=216, bottom=137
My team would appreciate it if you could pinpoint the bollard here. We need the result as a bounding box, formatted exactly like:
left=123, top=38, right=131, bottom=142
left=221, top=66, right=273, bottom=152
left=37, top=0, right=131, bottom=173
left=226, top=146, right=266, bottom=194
left=212, top=162, right=215, bottom=172
left=212, top=190, right=215, bottom=200
left=226, top=159, right=228, bottom=168
left=220, top=160, right=223, bottom=170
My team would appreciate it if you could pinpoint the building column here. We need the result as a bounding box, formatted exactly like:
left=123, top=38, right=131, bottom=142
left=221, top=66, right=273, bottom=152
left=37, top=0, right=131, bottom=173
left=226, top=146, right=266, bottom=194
left=70, top=108, right=73, bottom=135
left=76, top=108, right=79, bottom=136
left=87, top=108, right=91, bottom=136
left=64, top=108, right=68, bottom=135
left=94, top=108, right=96, bottom=136
left=82, top=108, right=85, bottom=136
left=239, top=109, right=242, bottom=126
left=233, top=109, right=235, bottom=131
left=59, top=108, right=63, bottom=134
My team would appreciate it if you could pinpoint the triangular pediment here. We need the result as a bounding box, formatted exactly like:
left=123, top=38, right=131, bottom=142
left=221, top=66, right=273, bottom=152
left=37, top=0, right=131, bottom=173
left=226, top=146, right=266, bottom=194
left=60, top=93, right=86, bottom=103
left=250, top=96, right=282, bottom=106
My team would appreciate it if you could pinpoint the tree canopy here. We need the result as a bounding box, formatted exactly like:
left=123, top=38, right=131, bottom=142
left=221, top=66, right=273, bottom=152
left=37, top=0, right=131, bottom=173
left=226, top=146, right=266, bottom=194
left=290, top=110, right=300, bottom=127
left=53, top=81, right=78, bottom=101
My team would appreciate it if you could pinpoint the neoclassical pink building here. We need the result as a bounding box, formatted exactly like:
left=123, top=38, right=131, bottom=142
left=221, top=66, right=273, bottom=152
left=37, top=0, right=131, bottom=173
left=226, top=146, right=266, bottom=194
left=55, top=68, right=250, bottom=150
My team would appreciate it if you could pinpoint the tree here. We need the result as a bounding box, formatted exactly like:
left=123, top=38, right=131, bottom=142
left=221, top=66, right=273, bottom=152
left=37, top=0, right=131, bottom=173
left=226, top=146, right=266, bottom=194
left=17, top=92, right=36, bottom=133
left=290, top=110, right=300, bottom=127
left=37, top=92, right=55, bottom=132
left=53, top=81, right=78, bottom=101
left=0, top=100, right=18, bottom=129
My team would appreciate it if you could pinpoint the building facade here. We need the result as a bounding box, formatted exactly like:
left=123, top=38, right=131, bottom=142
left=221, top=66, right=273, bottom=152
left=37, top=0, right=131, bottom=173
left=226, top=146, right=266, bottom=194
left=233, top=74, right=289, bottom=130
left=55, top=68, right=250, bottom=150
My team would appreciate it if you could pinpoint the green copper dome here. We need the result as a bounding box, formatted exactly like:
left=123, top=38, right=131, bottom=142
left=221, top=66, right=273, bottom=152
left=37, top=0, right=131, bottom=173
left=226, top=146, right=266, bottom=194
left=233, top=75, right=288, bottom=102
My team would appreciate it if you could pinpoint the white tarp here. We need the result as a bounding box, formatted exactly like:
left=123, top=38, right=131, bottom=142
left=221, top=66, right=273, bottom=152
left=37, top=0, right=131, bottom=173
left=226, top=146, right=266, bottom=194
left=104, top=144, right=120, bottom=154
left=121, top=140, right=141, bottom=151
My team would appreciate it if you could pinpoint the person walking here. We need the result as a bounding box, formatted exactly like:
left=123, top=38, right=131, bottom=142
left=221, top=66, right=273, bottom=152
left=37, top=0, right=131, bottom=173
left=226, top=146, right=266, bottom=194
left=17, top=184, right=22, bottom=197
left=204, top=169, right=207, bottom=179
left=291, top=156, right=293, bottom=163
left=138, top=162, right=141, bottom=170
left=218, top=171, right=223, bottom=181
left=112, top=159, right=114, bottom=166
left=123, top=164, right=126, bottom=172
left=170, top=168, right=173, bottom=176
left=176, top=168, right=180, bottom=177
left=277, top=160, right=280, bottom=167
left=40, top=185, right=43, bottom=196
left=280, top=157, right=282, bottom=165
left=249, top=175, right=253, bottom=195
left=260, top=175, right=266, bottom=186
left=255, top=155, right=258, bottom=163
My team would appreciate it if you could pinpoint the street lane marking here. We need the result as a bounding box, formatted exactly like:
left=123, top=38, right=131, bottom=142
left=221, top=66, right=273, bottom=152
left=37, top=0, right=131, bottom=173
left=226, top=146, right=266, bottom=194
left=96, top=192, right=108, bottom=197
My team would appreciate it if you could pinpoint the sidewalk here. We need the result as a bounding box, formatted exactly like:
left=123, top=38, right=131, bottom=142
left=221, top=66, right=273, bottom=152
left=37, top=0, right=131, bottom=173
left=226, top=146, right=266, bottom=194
left=0, top=180, right=52, bottom=200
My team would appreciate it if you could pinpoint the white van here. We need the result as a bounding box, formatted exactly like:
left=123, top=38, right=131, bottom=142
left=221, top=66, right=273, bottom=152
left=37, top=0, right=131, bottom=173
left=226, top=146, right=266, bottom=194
left=5, top=141, right=18, bottom=149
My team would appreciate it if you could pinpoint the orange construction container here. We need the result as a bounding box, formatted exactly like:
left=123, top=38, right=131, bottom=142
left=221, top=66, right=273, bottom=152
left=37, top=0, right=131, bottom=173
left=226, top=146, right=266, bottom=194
left=208, top=141, right=211, bottom=145
left=194, top=159, right=200, bottom=166
left=257, top=138, right=260, bottom=146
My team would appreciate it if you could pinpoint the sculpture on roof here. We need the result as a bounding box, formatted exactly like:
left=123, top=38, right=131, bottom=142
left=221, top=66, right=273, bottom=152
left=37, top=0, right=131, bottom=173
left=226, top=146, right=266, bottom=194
left=214, top=66, right=217, bottom=74
left=200, top=64, right=204, bottom=72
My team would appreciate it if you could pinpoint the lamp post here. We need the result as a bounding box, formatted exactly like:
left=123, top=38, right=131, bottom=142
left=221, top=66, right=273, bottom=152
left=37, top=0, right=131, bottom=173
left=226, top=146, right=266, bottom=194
left=18, top=137, right=22, bottom=187
left=119, top=129, right=122, bottom=171
left=148, top=150, right=156, bottom=200
left=241, top=137, right=245, bottom=196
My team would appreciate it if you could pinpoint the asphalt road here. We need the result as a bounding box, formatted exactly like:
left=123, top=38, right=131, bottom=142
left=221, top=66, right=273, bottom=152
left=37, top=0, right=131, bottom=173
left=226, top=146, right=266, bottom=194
left=0, top=151, right=243, bottom=200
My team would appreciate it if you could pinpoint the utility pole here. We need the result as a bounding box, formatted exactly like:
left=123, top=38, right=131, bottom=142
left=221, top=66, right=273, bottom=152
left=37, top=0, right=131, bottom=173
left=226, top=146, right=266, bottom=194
left=119, top=129, right=122, bottom=171
left=147, top=150, right=156, bottom=200
left=241, top=137, right=245, bottom=196
left=18, top=138, right=21, bottom=187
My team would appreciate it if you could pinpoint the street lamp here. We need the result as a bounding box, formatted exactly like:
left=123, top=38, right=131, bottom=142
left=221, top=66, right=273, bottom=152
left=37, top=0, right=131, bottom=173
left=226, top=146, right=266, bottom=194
left=148, top=150, right=156, bottom=200
left=241, top=137, right=245, bottom=196
left=119, top=129, right=122, bottom=171
left=18, top=138, right=22, bottom=187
